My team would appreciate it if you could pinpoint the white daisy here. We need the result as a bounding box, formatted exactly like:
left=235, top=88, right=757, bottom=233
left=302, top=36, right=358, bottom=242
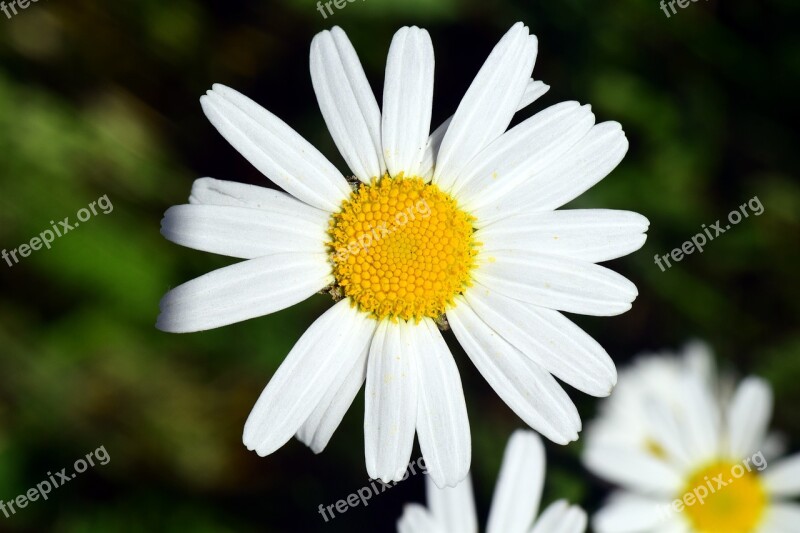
left=584, top=344, right=800, bottom=532
left=157, top=22, right=648, bottom=488
left=397, top=430, right=587, bottom=533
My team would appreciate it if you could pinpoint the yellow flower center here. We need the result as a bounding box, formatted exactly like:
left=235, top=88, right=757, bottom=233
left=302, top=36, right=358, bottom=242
left=328, top=175, right=478, bottom=321
left=681, top=460, right=767, bottom=533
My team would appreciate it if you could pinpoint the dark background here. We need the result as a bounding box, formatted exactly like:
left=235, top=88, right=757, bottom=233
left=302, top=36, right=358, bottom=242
left=0, top=0, right=798, bottom=531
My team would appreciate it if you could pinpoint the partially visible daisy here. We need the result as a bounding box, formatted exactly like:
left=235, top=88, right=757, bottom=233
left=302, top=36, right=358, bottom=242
left=158, top=22, right=648, bottom=488
left=584, top=343, right=800, bottom=532
left=398, top=430, right=587, bottom=533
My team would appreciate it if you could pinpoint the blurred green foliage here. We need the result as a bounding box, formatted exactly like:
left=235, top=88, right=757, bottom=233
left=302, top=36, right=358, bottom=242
left=0, top=0, right=798, bottom=531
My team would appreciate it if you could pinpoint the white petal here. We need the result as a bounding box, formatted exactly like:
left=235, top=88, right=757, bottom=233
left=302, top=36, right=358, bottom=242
left=680, top=373, right=720, bottom=464
left=477, top=209, right=649, bottom=263
left=296, top=309, right=376, bottom=453
left=642, top=399, right=694, bottom=469
left=160, top=204, right=329, bottom=259
left=762, top=431, right=788, bottom=461
left=473, top=121, right=628, bottom=224
left=419, top=117, right=451, bottom=181
left=763, top=452, right=800, bottom=497
left=415, top=319, right=471, bottom=488
left=726, top=376, right=773, bottom=459
left=397, top=503, right=447, bottom=533
left=447, top=297, right=580, bottom=443
left=486, top=430, right=545, bottom=533
left=189, top=177, right=322, bottom=211
left=242, top=300, right=373, bottom=456
left=200, top=85, right=350, bottom=211
left=530, top=501, right=588, bottom=533
left=365, top=320, right=418, bottom=483
left=382, top=26, right=434, bottom=178
left=157, top=252, right=332, bottom=333
left=453, top=101, right=595, bottom=209
left=419, top=78, right=549, bottom=180
left=653, top=519, right=690, bottom=533
left=310, top=26, right=385, bottom=182
left=759, top=502, right=800, bottom=532
left=474, top=250, right=638, bottom=316
left=592, top=492, right=672, bottom=533
left=554, top=506, right=588, bottom=533
left=426, top=474, right=478, bottom=533
left=682, top=340, right=716, bottom=383
left=464, top=287, right=617, bottom=396
left=518, top=79, right=550, bottom=110
left=531, top=501, right=570, bottom=533
left=296, top=352, right=368, bottom=453
left=583, top=446, right=683, bottom=495
left=433, top=23, right=536, bottom=190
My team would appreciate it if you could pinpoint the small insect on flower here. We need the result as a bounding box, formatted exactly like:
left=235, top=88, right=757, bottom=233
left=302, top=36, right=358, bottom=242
left=397, top=430, right=587, bottom=533
left=584, top=342, right=800, bottom=532
left=157, top=22, right=647, bottom=488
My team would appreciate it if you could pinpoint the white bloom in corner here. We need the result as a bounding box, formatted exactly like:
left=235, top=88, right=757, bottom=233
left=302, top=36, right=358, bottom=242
left=397, top=430, right=587, bottom=533
left=157, top=22, right=648, bottom=488
left=584, top=342, right=800, bottom=532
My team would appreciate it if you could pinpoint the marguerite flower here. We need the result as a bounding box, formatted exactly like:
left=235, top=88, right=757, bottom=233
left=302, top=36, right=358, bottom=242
left=158, top=22, right=648, bottom=488
left=398, top=430, right=587, bottom=533
left=584, top=344, right=800, bottom=532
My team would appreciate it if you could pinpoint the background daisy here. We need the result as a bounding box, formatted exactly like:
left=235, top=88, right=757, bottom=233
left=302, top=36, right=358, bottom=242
left=584, top=344, right=800, bottom=532
left=398, top=430, right=587, bottom=533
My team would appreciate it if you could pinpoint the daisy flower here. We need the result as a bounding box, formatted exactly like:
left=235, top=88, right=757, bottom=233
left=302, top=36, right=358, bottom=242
left=397, top=430, right=587, bottom=533
left=157, top=22, right=648, bottom=488
left=583, top=343, right=800, bottom=532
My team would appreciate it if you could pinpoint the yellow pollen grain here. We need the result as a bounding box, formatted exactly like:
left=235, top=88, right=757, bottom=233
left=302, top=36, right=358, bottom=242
left=644, top=439, right=667, bottom=459
left=328, top=175, right=478, bottom=321
left=680, top=460, right=767, bottom=533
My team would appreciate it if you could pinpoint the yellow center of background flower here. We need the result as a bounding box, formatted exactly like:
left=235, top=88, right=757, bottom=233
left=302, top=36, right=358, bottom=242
left=328, top=176, right=477, bottom=321
left=681, top=461, right=767, bottom=533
